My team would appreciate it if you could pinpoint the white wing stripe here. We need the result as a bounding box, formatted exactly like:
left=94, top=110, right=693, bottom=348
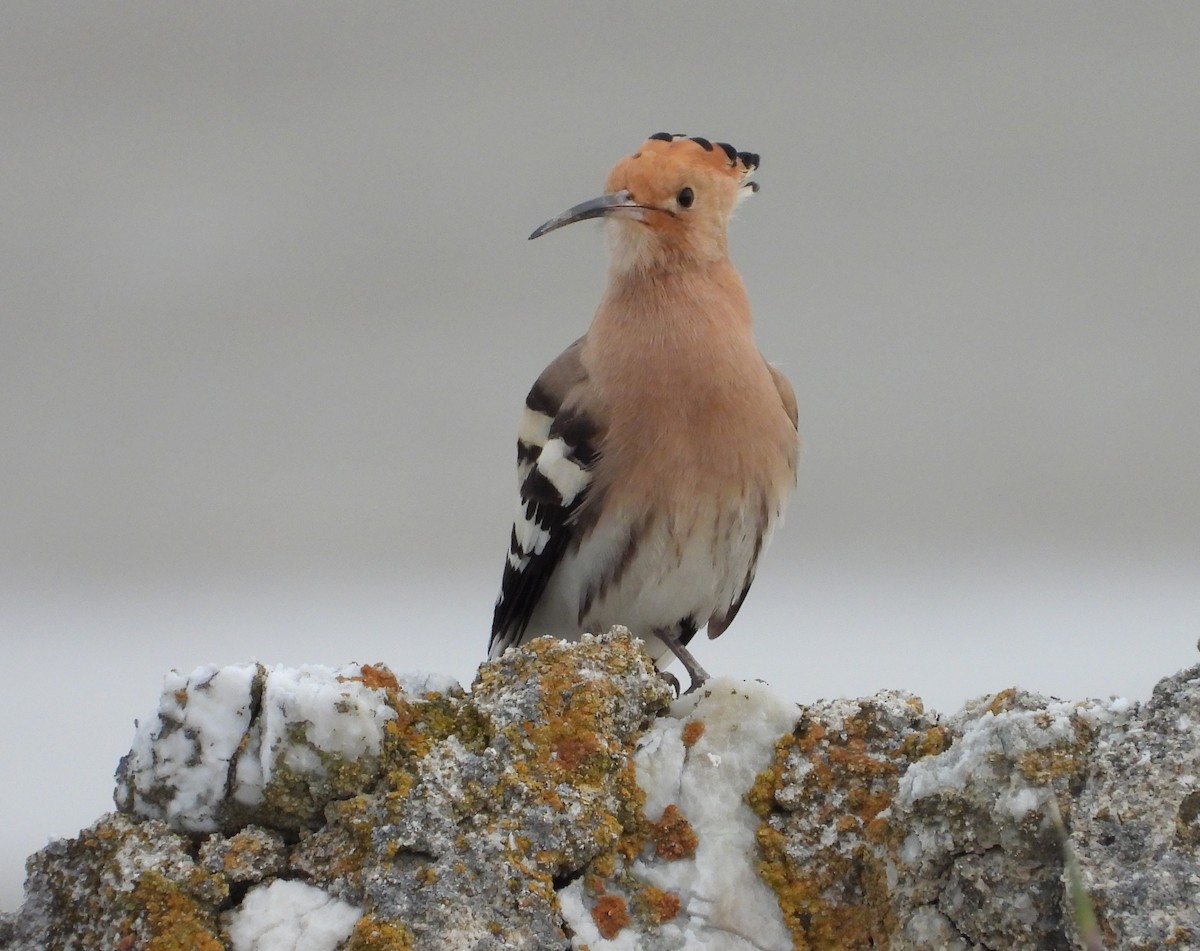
left=513, top=501, right=552, bottom=555
left=536, top=437, right=592, bottom=506
left=517, top=407, right=553, bottom=448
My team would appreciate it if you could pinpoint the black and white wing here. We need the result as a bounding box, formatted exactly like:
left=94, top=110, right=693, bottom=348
left=489, top=338, right=602, bottom=658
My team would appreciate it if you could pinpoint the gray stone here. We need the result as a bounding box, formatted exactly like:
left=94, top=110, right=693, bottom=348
left=198, top=827, right=288, bottom=884
left=4, top=635, right=1200, bottom=950
left=0, top=812, right=226, bottom=951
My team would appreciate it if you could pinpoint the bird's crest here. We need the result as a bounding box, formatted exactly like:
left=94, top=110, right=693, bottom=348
left=641, top=132, right=760, bottom=194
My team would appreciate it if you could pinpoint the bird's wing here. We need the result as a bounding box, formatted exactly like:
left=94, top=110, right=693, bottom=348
left=706, top=358, right=799, bottom=640
left=489, top=338, right=602, bottom=658
left=768, top=361, right=799, bottom=432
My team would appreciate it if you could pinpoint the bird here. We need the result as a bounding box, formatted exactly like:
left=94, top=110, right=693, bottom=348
left=488, top=133, right=799, bottom=692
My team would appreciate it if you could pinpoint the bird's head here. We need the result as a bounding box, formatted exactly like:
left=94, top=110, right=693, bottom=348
left=530, top=133, right=759, bottom=272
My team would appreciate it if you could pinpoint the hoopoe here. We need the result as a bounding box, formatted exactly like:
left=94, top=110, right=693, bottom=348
left=489, top=133, right=799, bottom=691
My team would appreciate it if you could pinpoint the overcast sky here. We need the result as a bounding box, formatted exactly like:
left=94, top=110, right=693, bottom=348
left=2, top=2, right=1198, bottom=910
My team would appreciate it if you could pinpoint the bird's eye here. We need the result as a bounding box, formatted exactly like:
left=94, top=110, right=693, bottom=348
left=677, top=187, right=695, bottom=208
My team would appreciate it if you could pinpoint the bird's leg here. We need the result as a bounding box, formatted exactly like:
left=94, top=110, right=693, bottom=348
left=654, top=628, right=710, bottom=694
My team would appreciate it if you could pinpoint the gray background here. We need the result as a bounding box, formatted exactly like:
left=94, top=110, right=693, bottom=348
left=3, top=3, right=1198, bottom=909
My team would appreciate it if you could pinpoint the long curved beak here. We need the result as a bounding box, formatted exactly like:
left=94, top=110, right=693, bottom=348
left=529, top=190, right=656, bottom=240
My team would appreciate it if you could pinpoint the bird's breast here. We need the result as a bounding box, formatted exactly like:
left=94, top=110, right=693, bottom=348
left=589, top=348, right=797, bottom=517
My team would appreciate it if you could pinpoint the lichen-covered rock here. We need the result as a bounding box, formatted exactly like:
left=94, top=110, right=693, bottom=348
left=744, top=673, right=1200, bottom=951
left=5, top=635, right=1200, bottom=951
left=7, top=633, right=673, bottom=951
left=747, top=690, right=950, bottom=949
left=198, top=827, right=287, bottom=884
left=560, top=678, right=799, bottom=950
left=325, top=631, right=674, bottom=950
left=1067, top=667, right=1200, bottom=950
left=0, top=812, right=227, bottom=951
left=114, top=662, right=403, bottom=833
left=888, top=689, right=1109, bottom=950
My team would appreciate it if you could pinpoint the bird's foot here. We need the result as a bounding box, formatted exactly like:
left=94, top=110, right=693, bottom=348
left=654, top=627, right=710, bottom=696
left=681, top=671, right=708, bottom=695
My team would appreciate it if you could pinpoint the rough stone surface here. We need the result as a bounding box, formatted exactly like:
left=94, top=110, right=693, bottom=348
left=113, top=662, right=400, bottom=834
left=3, top=633, right=1200, bottom=951
left=560, top=678, right=800, bottom=950
left=0, top=812, right=227, bottom=951
left=331, top=630, right=674, bottom=950
left=747, top=690, right=949, bottom=949
left=1068, top=670, right=1200, bottom=950
left=225, top=879, right=361, bottom=951
left=198, top=827, right=288, bottom=885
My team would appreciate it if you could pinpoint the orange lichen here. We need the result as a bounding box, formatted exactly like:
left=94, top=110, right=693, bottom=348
left=1018, top=745, right=1086, bottom=786
left=636, top=885, right=681, bottom=925
left=474, top=637, right=664, bottom=874
left=555, top=730, right=603, bottom=770
left=749, top=700, right=951, bottom=950
left=382, top=693, right=488, bottom=800
left=651, top=804, right=698, bottom=861
left=898, top=725, right=952, bottom=761
left=755, top=819, right=895, bottom=950
left=746, top=735, right=801, bottom=814
left=681, top=719, right=706, bottom=747
left=130, top=871, right=224, bottom=951
left=592, top=894, right=631, bottom=939
left=343, top=914, right=416, bottom=951
left=211, top=829, right=284, bottom=881
left=1016, top=716, right=1093, bottom=798
left=356, top=664, right=401, bottom=692
left=385, top=700, right=437, bottom=760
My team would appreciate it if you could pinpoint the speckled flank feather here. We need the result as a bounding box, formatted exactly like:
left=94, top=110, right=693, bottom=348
left=490, top=135, right=798, bottom=681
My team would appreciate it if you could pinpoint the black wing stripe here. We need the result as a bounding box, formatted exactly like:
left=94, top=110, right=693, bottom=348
left=490, top=426, right=600, bottom=656
left=490, top=341, right=597, bottom=658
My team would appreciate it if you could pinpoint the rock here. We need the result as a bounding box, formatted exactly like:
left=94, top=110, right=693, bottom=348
left=1067, top=668, right=1200, bottom=950
left=888, top=689, right=1103, bottom=950
left=747, top=690, right=947, bottom=949
left=225, top=879, right=361, bottom=951
left=0, top=812, right=227, bottom=951
left=325, top=630, right=674, bottom=950
left=560, top=678, right=799, bottom=950
left=4, top=630, right=1200, bottom=950
left=113, top=662, right=402, bottom=834
left=199, top=827, right=288, bottom=884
